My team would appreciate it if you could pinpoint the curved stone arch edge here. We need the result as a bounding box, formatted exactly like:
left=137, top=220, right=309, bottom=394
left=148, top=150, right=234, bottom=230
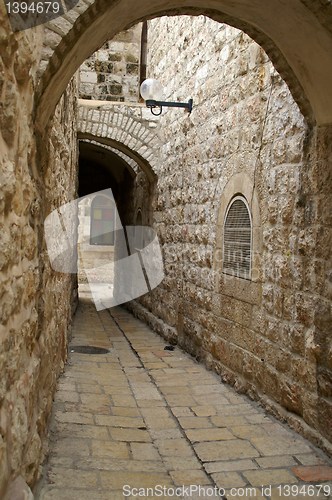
left=79, top=139, right=138, bottom=180
left=33, top=1, right=332, bottom=129
left=77, top=132, right=157, bottom=185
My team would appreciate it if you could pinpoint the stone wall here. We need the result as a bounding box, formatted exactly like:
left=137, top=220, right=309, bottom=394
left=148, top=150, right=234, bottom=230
left=0, top=11, right=330, bottom=499
left=0, top=4, right=78, bottom=495
left=79, top=25, right=142, bottom=102
left=127, top=16, right=332, bottom=452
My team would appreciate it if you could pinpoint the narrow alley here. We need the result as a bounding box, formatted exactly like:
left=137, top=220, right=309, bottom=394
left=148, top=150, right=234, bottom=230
left=1, top=1, right=332, bottom=498
left=35, top=298, right=332, bottom=500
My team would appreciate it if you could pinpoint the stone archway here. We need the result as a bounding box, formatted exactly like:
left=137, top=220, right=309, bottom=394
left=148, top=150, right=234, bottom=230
left=77, top=100, right=160, bottom=184
left=36, top=0, right=332, bottom=127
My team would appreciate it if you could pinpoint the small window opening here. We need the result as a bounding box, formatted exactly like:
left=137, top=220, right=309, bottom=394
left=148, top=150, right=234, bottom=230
left=223, top=196, right=252, bottom=279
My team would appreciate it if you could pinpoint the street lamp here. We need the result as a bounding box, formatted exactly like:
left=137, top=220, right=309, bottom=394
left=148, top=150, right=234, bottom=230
left=140, top=79, right=193, bottom=116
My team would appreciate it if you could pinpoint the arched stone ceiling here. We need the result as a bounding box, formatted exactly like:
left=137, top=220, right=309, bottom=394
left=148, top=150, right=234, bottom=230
left=77, top=100, right=160, bottom=183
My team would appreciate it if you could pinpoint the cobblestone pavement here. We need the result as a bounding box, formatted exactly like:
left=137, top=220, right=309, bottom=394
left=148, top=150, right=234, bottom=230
left=35, top=298, right=332, bottom=500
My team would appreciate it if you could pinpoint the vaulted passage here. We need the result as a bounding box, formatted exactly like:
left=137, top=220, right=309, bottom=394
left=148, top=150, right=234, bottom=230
left=78, top=141, right=135, bottom=220
left=0, top=3, right=332, bottom=499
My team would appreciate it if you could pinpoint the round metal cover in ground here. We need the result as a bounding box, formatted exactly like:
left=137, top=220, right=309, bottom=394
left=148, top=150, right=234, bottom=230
left=70, top=345, right=110, bottom=355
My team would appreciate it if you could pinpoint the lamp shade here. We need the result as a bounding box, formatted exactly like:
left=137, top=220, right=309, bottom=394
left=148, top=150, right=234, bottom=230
left=140, top=79, right=164, bottom=101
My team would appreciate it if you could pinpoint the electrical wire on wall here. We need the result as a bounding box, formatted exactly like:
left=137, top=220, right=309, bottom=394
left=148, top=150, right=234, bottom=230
left=250, top=80, right=274, bottom=210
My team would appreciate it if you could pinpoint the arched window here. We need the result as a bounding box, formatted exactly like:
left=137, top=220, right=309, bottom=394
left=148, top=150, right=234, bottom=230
left=90, top=195, right=115, bottom=245
left=223, top=196, right=252, bottom=279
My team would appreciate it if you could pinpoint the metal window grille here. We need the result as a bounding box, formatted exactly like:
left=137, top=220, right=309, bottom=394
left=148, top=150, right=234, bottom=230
left=223, top=196, right=252, bottom=279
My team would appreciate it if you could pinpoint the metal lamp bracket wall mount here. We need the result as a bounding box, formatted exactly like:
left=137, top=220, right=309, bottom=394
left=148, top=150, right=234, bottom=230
left=140, top=79, right=193, bottom=116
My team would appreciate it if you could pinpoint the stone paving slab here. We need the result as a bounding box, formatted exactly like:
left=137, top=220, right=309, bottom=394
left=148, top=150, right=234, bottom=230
left=35, top=300, right=332, bottom=500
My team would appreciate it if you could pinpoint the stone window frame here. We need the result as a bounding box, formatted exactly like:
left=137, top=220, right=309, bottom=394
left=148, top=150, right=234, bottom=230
left=214, top=173, right=262, bottom=295
left=223, top=194, right=253, bottom=280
